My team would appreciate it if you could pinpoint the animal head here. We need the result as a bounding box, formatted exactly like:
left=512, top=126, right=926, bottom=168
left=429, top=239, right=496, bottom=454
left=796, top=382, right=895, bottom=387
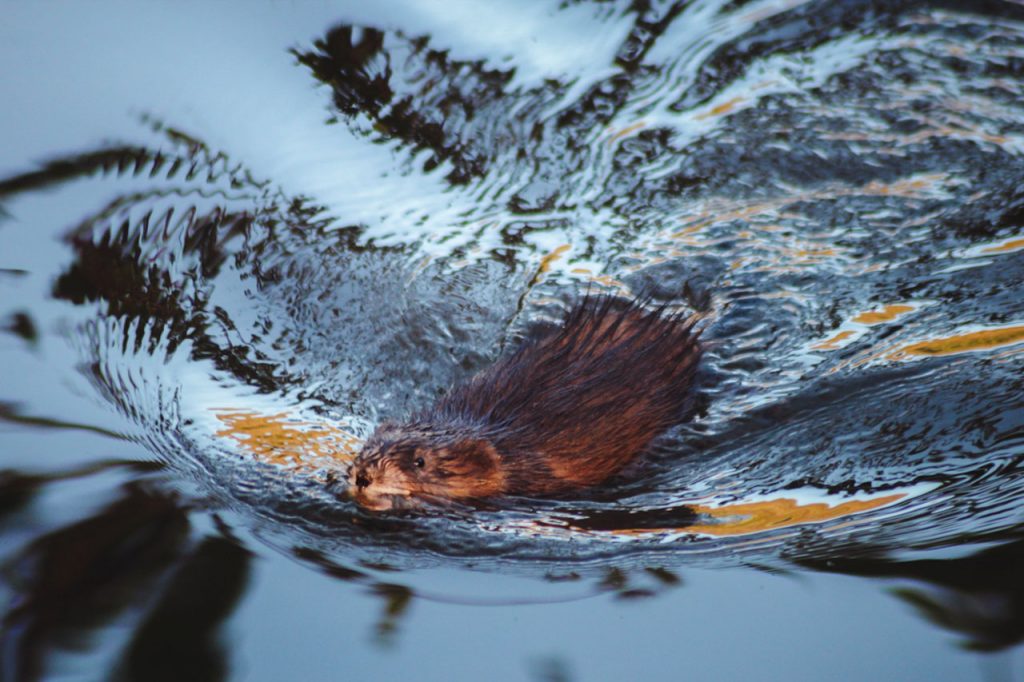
left=347, top=425, right=505, bottom=510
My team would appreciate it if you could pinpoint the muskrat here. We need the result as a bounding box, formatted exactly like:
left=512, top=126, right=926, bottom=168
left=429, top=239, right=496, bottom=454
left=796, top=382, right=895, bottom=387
left=347, top=296, right=702, bottom=510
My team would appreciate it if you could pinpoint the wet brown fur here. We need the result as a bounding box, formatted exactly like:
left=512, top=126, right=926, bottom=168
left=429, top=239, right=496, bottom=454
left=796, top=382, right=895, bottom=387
left=348, top=296, right=702, bottom=510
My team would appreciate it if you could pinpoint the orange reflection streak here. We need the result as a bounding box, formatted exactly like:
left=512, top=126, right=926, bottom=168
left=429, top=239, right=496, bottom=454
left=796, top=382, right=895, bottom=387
left=820, top=107, right=1008, bottom=147
left=852, top=304, right=916, bottom=325
left=603, top=494, right=905, bottom=538
left=607, top=121, right=646, bottom=142
left=213, top=409, right=359, bottom=468
left=890, top=325, right=1024, bottom=358
left=812, top=330, right=856, bottom=350
left=695, top=96, right=745, bottom=120
left=667, top=173, right=949, bottom=245
left=816, top=303, right=922, bottom=362
left=536, top=244, right=571, bottom=275
left=981, top=237, right=1024, bottom=254
left=586, top=273, right=629, bottom=289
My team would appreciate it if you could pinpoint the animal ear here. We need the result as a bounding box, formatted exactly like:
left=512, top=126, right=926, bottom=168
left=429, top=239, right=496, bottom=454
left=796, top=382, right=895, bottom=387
left=440, top=438, right=501, bottom=478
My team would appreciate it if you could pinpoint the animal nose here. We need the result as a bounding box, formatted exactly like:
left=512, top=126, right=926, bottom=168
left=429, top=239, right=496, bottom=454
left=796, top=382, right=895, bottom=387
left=355, top=472, right=371, bottom=489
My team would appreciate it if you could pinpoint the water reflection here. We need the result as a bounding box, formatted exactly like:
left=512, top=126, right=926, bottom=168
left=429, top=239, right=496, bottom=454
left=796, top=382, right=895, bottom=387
left=1, top=312, right=37, bottom=347
left=2, top=475, right=187, bottom=679
left=2, top=0, right=1024, bottom=676
left=528, top=657, right=574, bottom=682
left=9, top=110, right=1020, bottom=566
left=801, top=535, right=1024, bottom=652
left=112, top=536, right=251, bottom=682
left=0, top=440, right=1018, bottom=675
left=0, top=463, right=252, bottom=681
left=2, top=0, right=1023, bottom=529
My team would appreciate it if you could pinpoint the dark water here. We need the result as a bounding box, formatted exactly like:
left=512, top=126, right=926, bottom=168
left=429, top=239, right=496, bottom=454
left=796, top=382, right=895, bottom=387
left=2, top=1, right=1024, bottom=680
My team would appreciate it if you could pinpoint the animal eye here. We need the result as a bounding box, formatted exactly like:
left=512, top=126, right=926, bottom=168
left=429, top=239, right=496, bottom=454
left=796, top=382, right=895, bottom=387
left=414, top=456, right=425, bottom=468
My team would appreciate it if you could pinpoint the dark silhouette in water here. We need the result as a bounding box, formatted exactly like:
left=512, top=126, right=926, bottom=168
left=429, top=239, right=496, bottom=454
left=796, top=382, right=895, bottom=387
left=348, top=296, right=702, bottom=510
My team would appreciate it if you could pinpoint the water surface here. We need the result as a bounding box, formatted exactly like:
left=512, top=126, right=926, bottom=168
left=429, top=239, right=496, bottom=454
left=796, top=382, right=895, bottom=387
left=2, top=1, right=1024, bottom=680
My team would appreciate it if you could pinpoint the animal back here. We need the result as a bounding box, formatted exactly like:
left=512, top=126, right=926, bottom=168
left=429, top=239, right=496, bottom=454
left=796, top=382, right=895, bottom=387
left=434, top=297, right=702, bottom=492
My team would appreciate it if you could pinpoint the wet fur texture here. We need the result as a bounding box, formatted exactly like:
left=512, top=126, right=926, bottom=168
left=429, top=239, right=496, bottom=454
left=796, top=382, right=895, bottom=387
left=348, top=296, right=702, bottom=510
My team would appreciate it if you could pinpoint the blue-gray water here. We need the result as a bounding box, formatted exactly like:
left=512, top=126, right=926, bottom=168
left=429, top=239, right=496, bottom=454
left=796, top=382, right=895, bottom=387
left=2, top=2, right=1024, bottom=680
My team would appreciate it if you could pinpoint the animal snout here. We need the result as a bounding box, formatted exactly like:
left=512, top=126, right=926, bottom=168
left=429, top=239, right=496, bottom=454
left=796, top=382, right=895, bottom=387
left=355, top=471, right=371, bottom=489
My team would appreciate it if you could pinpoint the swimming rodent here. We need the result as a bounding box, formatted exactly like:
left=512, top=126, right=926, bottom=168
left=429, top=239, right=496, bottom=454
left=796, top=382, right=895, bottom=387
left=347, top=296, right=702, bottom=511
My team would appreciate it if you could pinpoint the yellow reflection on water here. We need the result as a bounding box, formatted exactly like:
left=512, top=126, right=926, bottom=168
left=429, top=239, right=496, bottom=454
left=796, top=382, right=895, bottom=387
left=669, top=172, right=949, bottom=242
left=607, top=121, right=646, bottom=142
left=812, top=330, right=856, bottom=350
left=980, top=236, right=1024, bottom=254
left=890, top=325, right=1024, bottom=358
left=852, top=304, right=916, bottom=325
left=695, top=95, right=745, bottom=120
left=213, top=409, right=359, bottom=468
left=684, top=494, right=905, bottom=536
left=601, top=493, right=906, bottom=538
left=812, top=302, right=921, bottom=355
left=536, top=244, right=571, bottom=275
